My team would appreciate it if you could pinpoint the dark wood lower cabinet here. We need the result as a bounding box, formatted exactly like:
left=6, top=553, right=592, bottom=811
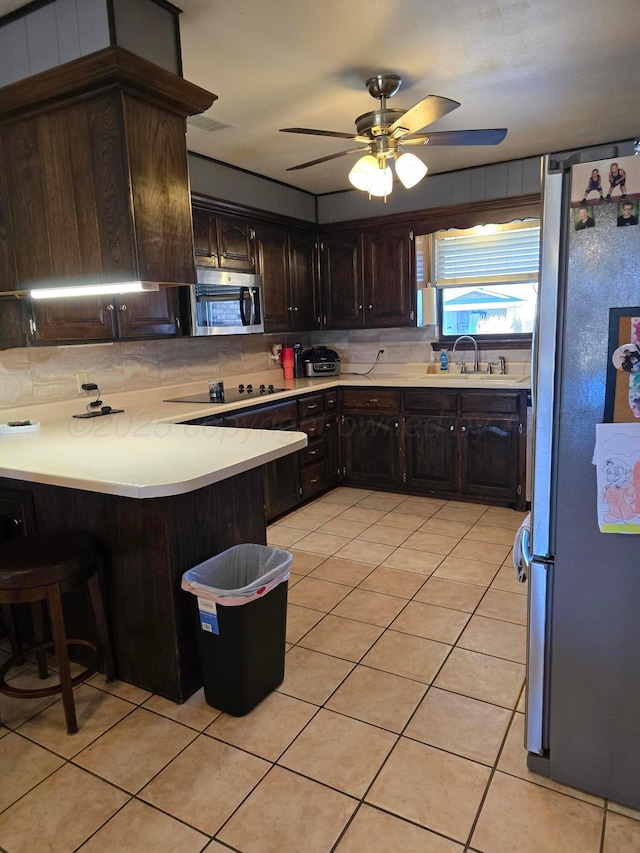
left=341, top=386, right=526, bottom=509
left=341, top=414, right=402, bottom=488
left=405, top=414, right=457, bottom=494
left=264, top=439, right=302, bottom=520
left=460, top=417, right=521, bottom=502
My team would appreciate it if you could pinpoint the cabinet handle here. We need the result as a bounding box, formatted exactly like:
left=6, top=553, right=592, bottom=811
left=29, top=317, right=37, bottom=336
left=288, top=306, right=293, bottom=311
left=358, top=304, right=363, bottom=310
left=175, top=316, right=181, bottom=329
left=368, top=304, right=373, bottom=309
left=119, top=304, right=127, bottom=311
left=293, top=307, right=299, bottom=312
left=308, top=477, right=320, bottom=484
left=461, top=425, right=467, bottom=432
left=450, top=425, right=455, bottom=431
left=367, top=398, right=378, bottom=403
left=306, top=404, right=318, bottom=410
left=106, top=304, right=115, bottom=311
left=309, top=449, right=319, bottom=456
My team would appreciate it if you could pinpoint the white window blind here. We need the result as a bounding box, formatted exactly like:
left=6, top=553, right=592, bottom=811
left=434, top=221, right=540, bottom=287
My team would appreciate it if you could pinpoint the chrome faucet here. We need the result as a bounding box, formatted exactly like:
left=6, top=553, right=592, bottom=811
left=498, top=356, right=507, bottom=375
left=452, top=335, right=479, bottom=373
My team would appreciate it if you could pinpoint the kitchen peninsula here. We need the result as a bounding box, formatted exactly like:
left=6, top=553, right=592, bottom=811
left=0, top=407, right=307, bottom=702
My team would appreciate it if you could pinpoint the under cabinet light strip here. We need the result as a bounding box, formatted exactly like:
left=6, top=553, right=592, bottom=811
left=30, top=281, right=159, bottom=299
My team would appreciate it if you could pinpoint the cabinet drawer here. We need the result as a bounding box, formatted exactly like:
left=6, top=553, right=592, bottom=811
left=301, top=461, right=326, bottom=498
left=341, top=388, right=400, bottom=413
left=301, top=437, right=324, bottom=466
left=299, top=416, right=324, bottom=438
left=403, top=389, right=457, bottom=414
left=323, top=390, right=339, bottom=412
left=298, top=394, right=324, bottom=420
left=460, top=392, right=521, bottom=415
left=225, top=399, right=298, bottom=429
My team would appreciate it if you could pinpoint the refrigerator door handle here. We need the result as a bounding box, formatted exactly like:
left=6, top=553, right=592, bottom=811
left=526, top=558, right=550, bottom=755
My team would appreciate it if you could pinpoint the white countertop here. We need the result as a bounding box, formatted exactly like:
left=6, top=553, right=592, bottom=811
left=0, top=364, right=529, bottom=500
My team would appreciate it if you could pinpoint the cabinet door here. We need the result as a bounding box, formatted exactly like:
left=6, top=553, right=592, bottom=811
left=254, top=223, right=290, bottom=332
left=289, top=230, right=319, bottom=331
left=264, top=446, right=301, bottom=521
left=363, top=228, right=413, bottom=327
left=460, top=417, right=521, bottom=503
left=319, top=233, right=363, bottom=328
left=216, top=216, right=255, bottom=271
left=31, top=297, right=116, bottom=342
left=405, top=414, right=457, bottom=494
left=341, top=414, right=401, bottom=488
left=192, top=207, right=218, bottom=267
left=324, top=413, right=340, bottom=488
left=115, top=288, right=182, bottom=338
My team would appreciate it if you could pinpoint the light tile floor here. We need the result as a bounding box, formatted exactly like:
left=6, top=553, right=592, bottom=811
left=1, top=488, right=639, bottom=852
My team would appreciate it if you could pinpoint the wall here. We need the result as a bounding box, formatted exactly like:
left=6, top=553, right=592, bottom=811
left=188, top=154, right=317, bottom=223
left=317, top=157, right=542, bottom=224
left=0, top=0, right=181, bottom=87
left=0, top=0, right=110, bottom=86
left=0, top=325, right=530, bottom=410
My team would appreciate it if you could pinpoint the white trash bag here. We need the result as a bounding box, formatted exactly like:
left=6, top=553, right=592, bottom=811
left=181, top=543, right=292, bottom=607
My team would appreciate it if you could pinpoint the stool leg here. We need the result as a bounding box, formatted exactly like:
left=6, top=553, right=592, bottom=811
left=87, top=574, right=115, bottom=683
left=30, top=601, right=49, bottom=679
left=47, top=583, right=77, bottom=734
left=1, top=603, right=22, bottom=662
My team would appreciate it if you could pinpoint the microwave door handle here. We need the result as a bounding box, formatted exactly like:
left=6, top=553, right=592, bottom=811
left=248, top=286, right=256, bottom=327
left=239, top=287, right=250, bottom=326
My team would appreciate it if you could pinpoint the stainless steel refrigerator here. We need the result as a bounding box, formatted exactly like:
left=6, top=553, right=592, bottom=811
left=523, top=147, right=640, bottom=809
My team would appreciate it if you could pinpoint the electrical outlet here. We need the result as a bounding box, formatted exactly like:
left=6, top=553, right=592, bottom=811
left=378, top=349, right=386, bottom=360
left=77, top=372, right=89, bottom=393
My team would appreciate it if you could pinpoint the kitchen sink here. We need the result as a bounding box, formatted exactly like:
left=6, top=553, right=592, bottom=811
left=376, top=373, right=530, bottom=387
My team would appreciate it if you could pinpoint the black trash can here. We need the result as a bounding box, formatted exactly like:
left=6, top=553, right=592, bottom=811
left=181, top=544, right=292, bottom=716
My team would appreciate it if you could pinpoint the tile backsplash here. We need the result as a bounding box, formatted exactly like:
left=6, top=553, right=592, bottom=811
left=0, top=329, right=531, bottom=410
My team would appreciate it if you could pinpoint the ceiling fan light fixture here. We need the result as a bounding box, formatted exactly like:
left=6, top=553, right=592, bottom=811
left=348, top=155, right=379, bottom=190
left=368, top=164, right=393, bottom=197
left=395, top=152, right=428, bottom=188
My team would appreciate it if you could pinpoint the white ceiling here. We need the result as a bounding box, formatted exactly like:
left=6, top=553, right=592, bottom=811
left=3, top=0, right=640, bottom=195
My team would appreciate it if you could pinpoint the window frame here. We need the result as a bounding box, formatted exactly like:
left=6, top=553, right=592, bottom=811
left=433, top=221, right=539, bottom=345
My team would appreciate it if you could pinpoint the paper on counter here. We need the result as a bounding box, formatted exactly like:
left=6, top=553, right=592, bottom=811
left=594, top=423, right=640, bottom=533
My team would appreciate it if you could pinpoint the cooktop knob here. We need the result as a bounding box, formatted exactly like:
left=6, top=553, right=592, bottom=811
left=238, top=384, right=245, bottom=393
left=259, top=384, right=266, bottom=393
left=268, top=384, right=275, bottom=393
left=247, top=384, right=253, bottom=393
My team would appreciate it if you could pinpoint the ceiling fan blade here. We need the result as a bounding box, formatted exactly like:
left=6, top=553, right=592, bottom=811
left=388, top=95, right=460, bottom=137
left=280, top=127, right=360, bottom=140
left=286, top=147, right=370, bottom=171
left=415, top=128, right=508, bottom=146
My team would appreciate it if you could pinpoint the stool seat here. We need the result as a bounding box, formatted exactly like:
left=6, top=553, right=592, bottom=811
left=0, top=531, right=96, bottom=589
left=0, top=530, right=114, bottom=734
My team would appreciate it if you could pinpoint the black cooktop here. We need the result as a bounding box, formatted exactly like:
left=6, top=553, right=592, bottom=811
left=164, top=385, right=285, bottom=405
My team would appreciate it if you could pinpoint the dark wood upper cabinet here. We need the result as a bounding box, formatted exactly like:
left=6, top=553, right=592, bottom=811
left=29, top=289, right=182, bottom=343
left=254, top=223, right=290, bottom=331
left=192, top=208, right=255, bottom=272
left=256, top=224, right=319, bottom=333
left=288, top=229, right=319, bottom=331
left=319, top=232, right=363, bottom=328
left=362, top=227, right=414, bottom=327
left=0, top=47, right=215, bottom=296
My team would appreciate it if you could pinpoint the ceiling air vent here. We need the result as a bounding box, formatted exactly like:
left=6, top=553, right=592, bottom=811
left=187, top=114, right=234, bottom=134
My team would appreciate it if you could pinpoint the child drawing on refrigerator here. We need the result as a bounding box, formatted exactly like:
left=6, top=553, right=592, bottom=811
left=602, top=459, right=638, bottom=523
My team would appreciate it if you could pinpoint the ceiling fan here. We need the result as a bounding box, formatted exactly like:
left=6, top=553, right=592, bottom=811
left=280, top=73, right=507, bottom=198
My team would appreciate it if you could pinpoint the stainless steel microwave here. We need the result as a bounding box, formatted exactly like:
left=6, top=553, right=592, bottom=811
left=190, top=269, right=264, bottom=335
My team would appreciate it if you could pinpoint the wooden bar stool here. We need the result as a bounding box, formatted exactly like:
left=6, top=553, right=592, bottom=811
left=0, top=531, right=114, bottom=734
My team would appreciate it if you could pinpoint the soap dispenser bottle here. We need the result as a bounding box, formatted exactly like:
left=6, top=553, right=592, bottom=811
left=439, top=349, right=449, bottom=372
